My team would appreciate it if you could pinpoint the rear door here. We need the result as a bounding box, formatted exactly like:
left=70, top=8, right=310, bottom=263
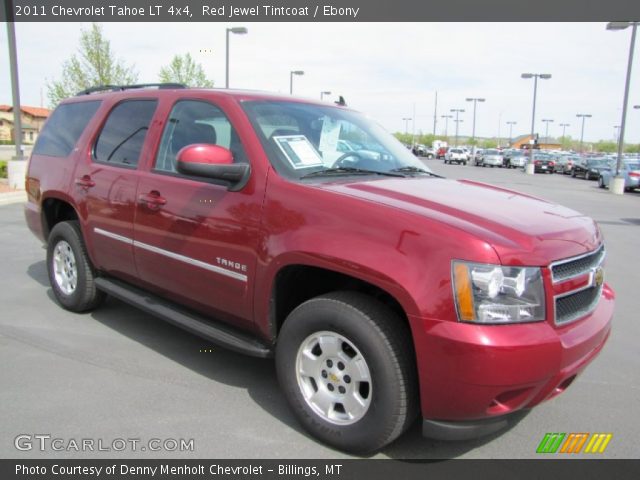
left=132, top=98, right=262, bottom=330
left=74, top=99, right=158, bottom=283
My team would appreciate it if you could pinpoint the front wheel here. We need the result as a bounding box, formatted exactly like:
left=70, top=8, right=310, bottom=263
left=46, top=221, right=105, bottom=312
left=598, top=176, right=606, bottom=189
left=276, top=292, right=418, bottom=453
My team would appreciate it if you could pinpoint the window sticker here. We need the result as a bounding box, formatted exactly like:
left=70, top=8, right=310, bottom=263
left=273, top=135, right=324, bottom=169
left=318, top=116, right=341, bottom=153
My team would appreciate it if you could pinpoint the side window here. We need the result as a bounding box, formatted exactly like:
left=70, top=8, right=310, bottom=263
left=94, top=100, right=157, bottom=167
left=155, top=100, right=248, bottom=173
left=33, top=101, right=101, bottom=157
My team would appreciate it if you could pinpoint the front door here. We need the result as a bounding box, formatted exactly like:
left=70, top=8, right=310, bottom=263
left=133, top=99, right=261, bottom=330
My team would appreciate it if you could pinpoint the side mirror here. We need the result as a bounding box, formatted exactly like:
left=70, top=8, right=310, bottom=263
left=176, top=144, right=250, bottom=192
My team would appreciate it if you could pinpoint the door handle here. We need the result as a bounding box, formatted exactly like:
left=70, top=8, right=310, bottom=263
left=75, top=175, right=95, bottom=189
left=139, top=191, right=167, bottom=209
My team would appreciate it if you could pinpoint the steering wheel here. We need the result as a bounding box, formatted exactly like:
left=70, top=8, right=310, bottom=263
left=332, top=151, right=363, bottom=168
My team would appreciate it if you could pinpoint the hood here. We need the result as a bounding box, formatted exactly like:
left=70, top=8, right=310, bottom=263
left=314, top=177, right=601, bottom=265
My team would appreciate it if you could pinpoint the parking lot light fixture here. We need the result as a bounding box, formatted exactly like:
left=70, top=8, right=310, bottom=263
left=607, top=21, right=638, bottom=195
left=465, top=98, right=485, bottom=154
left=506, top=121, right=517, bottom=146
left=441, top=114, right=453, bottom=137
left=451, top=109, right=465, bottom=146
left=576, top=114, right=592, bottom=154
left=541, top=119, right=554, bottom=143
left=320, top=91, right=331, bottom=100
left=559, top=123, right=570, bottom=142
left=521, top=73, right=552, bottom=172
left=289, top=70, right=304, bottom=95
left=402, top=117, right=412, bottom=135
left=225, top=27, right=248, bottom=89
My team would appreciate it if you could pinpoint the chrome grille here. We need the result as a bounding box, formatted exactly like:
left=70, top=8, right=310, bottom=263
left=551, top=245, right=605, bottom=283
left=551, top=244, right=605, bottom=326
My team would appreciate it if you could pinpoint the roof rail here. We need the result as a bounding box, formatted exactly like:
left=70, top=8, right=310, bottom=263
left=76, top=83, right=188, bottom=96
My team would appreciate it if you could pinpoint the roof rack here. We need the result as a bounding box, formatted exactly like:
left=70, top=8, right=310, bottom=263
left=76, top=83, right=188, bottom=96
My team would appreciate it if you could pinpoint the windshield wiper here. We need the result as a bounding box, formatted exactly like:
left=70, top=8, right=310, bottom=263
left=300, top=167, right=405, bottom=179
left=390, top=166, right=443, bottom=177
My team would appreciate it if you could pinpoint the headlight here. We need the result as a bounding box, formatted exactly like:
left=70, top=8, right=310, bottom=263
left=452, top=261, right=545, bottom=324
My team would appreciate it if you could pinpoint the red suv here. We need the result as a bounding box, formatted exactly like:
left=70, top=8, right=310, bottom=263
left=25, top=84, right=613, bottom=453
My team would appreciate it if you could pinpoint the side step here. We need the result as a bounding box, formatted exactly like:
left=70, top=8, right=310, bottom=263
left=95, top=277, right=273, bottom=358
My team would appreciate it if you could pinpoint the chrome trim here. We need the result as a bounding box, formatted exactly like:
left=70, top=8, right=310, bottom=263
left=93, top=227, right=247, bottom=282
left=549, top=244, right=605, bottom=283
left=94, top=227, right=133, bottom=245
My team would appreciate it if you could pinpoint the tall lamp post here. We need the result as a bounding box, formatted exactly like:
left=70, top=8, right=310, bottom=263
left=451, top=108, right=465, bottom=146
left=614, top=125, right=621, bottom=142
left=402, top=117, right=412, bottom=135
left=576, top=114, right=592, bottom=154
left=225, top=26, right=248, bottom=89
left=521, top=73, right=552, bottom=173
left=289, top=70, right=304, bottom=95
left=466, top=97, right=485, bottom=154
left=320, top=91, right=331, bottom=101
left=506, top=121, right=517, bottom=146
left=441, top=114, right=452, bottom=137
left=607, top=21, right=638, bottom=195
left=559, top=123, right=570, bottom=144
left=541, top=119, right=554, bottom=143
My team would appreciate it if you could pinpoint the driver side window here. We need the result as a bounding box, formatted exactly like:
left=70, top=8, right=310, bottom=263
left=155, top=100, right=248, bottom=173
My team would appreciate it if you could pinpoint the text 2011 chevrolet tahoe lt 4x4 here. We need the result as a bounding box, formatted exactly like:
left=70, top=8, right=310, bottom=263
left=24, top=84, right=613, bottom=453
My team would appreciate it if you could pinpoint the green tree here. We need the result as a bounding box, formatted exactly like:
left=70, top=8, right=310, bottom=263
left=159, top=53, right=214, bottom=88
left=593, top=141, right=617, bottom=153
left=46, top=24, right=138, bottom=107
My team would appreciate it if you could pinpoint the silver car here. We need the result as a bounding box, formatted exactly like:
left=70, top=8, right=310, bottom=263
left=479, top=149, right=503, bottom=167
left=598, top=159, right=640, bottom=191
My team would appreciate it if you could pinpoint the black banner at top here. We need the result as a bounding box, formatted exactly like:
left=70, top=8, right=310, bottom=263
left=1, top=0, right=640, bottom=22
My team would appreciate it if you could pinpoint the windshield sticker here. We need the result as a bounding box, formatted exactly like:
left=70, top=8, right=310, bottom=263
left=318, top=116, right=341, bottom=153
left=273, top=135, right=324, bottom=169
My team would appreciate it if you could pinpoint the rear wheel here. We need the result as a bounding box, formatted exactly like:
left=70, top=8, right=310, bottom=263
left=598, top=176, right=605, bottom=188
left=276, top=291, right=418, bottom=453
left=47, top=221, right=105, bottom=312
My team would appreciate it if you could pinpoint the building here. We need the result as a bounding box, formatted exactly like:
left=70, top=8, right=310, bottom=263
left=510, top=134, right=562, bottom=150
left=0, top=105, right=51, bottom=144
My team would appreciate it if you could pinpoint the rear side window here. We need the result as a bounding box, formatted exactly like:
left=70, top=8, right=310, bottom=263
left=94, top=100, right=157, bottom=167
left=32, top=101, right=101, bottom=157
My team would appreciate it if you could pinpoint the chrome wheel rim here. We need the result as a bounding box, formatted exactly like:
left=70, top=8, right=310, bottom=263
left=52, top=240, right=77, bottom=295
left=295, top=331, right=372, bottom=425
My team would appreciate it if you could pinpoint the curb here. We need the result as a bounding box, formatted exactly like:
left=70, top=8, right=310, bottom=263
left=0, top=191, right=27, bottom=206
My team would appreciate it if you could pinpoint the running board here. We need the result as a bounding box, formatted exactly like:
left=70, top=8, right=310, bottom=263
left=95, top=277, right=273, bottom=358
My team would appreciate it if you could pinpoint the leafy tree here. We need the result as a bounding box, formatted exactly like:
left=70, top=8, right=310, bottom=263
left=46, top=24, right=138, bottom=107
left=159, top=53, right=214, bottom=88
left=593, top=141, right=617, bottom=153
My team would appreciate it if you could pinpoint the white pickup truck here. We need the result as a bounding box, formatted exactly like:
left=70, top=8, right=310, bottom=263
left=444, top=148, right=468, bottom=165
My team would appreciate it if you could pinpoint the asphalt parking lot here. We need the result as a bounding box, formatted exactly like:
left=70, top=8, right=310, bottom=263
left=0, top=163, right=638, bottom=459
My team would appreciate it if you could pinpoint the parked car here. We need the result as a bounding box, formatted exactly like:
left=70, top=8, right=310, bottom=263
left=598, top=158, right=640, bottom=191
left=478, top=149, right=503, bottom=168
left=473, top=149, right=485, bottom=166
left=572, top=157, right=610, bottom=180
left=436, top=146, right=448, bottom=159
left=555, top=155, right=580, bottom=175
left=24, top=83, right=613, bottom=454
left=444, top=148, right=468, bottom=165
left=532, top=153, right=556, bottom=173
left=505, top=150, right=527, bottom=169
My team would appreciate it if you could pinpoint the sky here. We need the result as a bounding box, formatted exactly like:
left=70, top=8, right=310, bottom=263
left=1, top=22, right=640, bottom=143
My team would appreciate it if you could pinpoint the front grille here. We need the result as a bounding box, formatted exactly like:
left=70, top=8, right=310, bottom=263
left=551, top=245, right=605, bottom=282
left=555, top=285, right=603, bottom=325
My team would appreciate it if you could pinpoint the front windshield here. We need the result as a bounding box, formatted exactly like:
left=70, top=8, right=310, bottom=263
left=485, top=149, right=499, bottom=155
left=241, top=100, right=432, bottom=180
left=587, top=159, right=608, bottom=167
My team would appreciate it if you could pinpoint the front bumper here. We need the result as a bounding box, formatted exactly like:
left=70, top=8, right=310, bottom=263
left=412, top=284, right=614, bottom=438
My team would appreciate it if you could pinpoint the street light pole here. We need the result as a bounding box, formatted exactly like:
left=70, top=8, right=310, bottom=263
left=614, top=125, right=621, bottom=142
left=225, top=27, right=248, bottom=89
left=289, top=70, right=304, bottom=95
left=402, top=117, right=412, bottom=135
left=466, top=98, right=485, bottom=154
left=320, top=91, right=331, bottom=100
left=507, top=121, right=517, bottom=146
left=451, top=109, right=465, bottom=146
left=542, top=119, right=554, bottom=143
left=559, top=123, right=570, bottom=141
left=521, top=73, right=552, bottom=172
left=441, top=114, right=452, bottom=137
left=607, top=21, right=638, bottom=195
left=576, top=114, right=592, bottom=154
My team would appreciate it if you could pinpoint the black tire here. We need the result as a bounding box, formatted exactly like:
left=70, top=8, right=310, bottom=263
left=463, top=162, right=467, bottom=166
left=276, top=291, right=418, bottom=454
left=598, top=176, right=605, bottom=189
left=47, top=220, right=105, bottom=312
